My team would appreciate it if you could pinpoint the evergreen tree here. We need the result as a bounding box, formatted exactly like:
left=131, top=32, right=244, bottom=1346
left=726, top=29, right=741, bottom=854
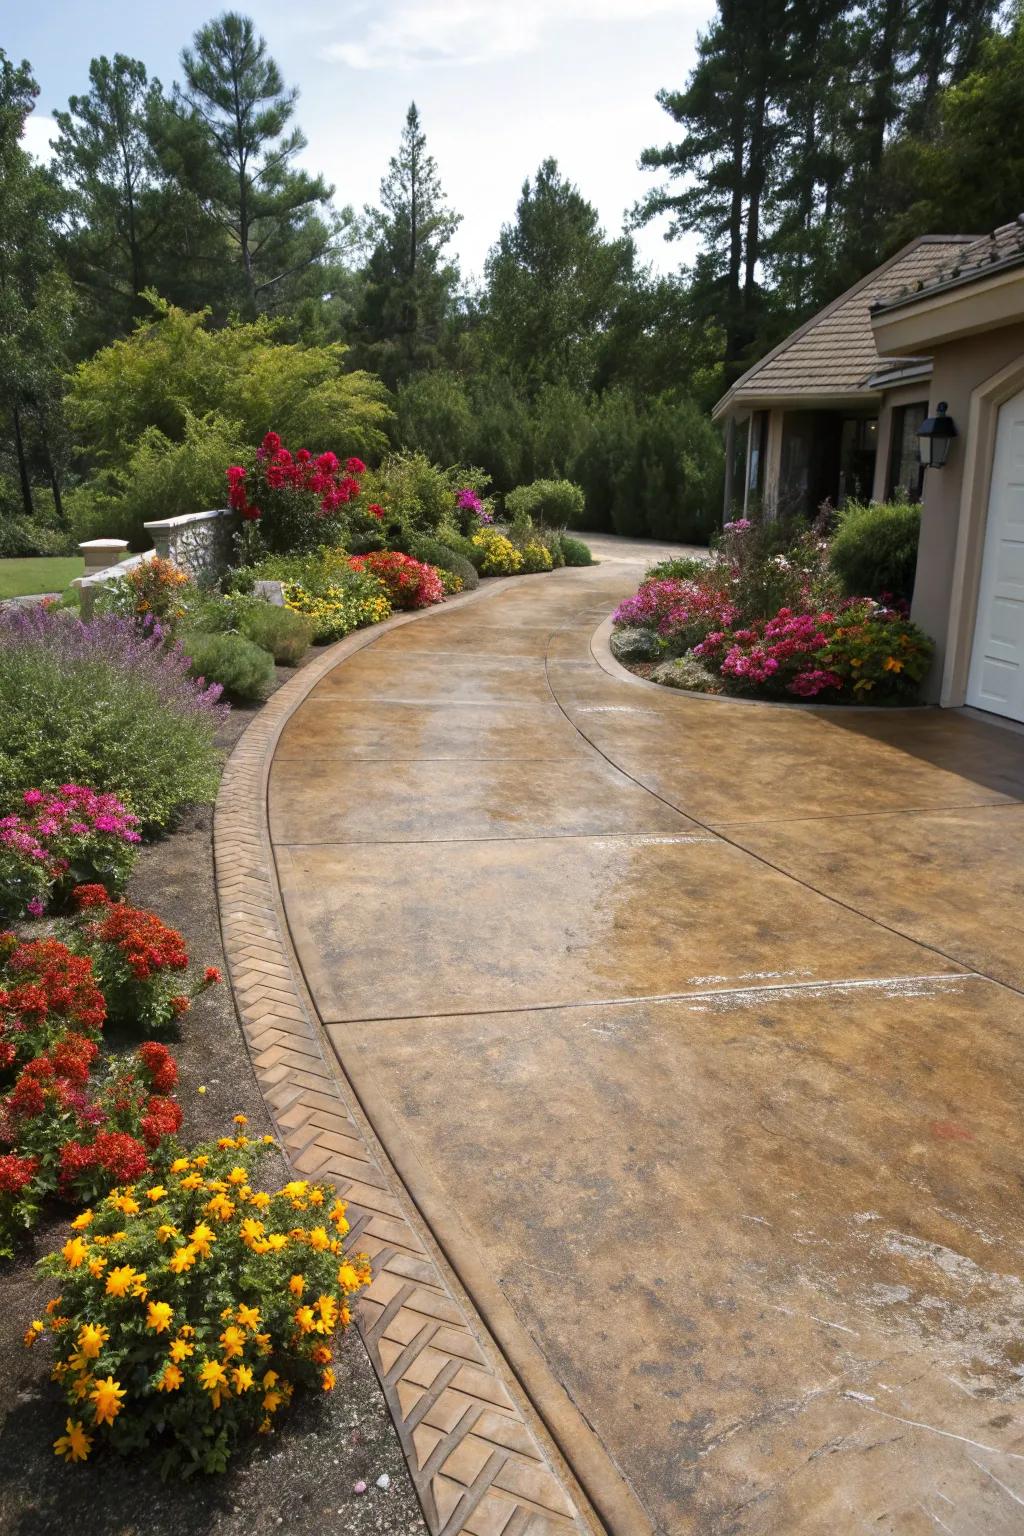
left=354, top=103, right=461, bottom=388
left=484, top=158, right=634, bottom=392
left=166, top=11, right=332, bottom=312
left=0, top=52, right=73, bottom=519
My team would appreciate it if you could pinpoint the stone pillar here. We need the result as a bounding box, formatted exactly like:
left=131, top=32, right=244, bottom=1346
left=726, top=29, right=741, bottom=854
left=79, top=539, right=128, bottom=573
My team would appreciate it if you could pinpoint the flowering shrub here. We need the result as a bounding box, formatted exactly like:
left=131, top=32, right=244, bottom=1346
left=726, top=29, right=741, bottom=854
left=612, top=577, right=738, bottom=654
left=108, top=558, right=190, bottom=627
left=0, top=1036, right=182, bottom=1256
left=455, top=487, right=493, bottom=526
left=0, top=605, right=225, bottom=833
left=281, top=574, right=391, bottom=643
left=0, top=786, right=141, bottom=919
left=472, top=529, right=523, bottom=576
left=517, top=540, right=554, bottom=574
left=65, top=885, right=221, bottom=1036
left=819, top=605, right=933, bottom=697
left=31, top=1131, right=371, bottom=1476
left=0, top=932, right=106, bottom=1076
left=227, top=433, right=367, bottom=556
left=346, top=551, right=445, bottom=610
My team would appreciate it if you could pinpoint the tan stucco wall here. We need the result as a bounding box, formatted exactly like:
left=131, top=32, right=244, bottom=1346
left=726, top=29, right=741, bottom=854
left=911, top=322, right=1024, bottom=700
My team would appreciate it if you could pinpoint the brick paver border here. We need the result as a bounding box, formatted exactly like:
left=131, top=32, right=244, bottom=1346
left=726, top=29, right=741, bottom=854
left=214, top=586, right=636, bottom=1536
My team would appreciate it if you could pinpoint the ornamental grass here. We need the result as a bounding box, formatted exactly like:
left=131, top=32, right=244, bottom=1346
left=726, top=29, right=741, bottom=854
left=29, top=1131, right=371, bottom=1478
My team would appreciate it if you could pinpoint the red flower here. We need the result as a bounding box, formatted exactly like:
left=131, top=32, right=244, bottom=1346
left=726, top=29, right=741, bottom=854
left=137, top=1041, right=178, bottom=1095
left=90, top=1130, right=150, bottom=1183
left=57, top=1140, right=97, bottom=1190
left=261, top=432, right=282, bottom=455
left=203, top=966, right=222, bottom=986
left=51, top=1033, right=99, bottom=1085
left=345, top=457, right=366, bottom=475
left=169, top=996, right=190, bottom=1016
left=0, top=1152, right=38, bottom=1196
left=367, top=503, right=384, bottom=519
left=140, top=1094, right=183, bottom=1149
left=72, top=884, right=110, bottom=910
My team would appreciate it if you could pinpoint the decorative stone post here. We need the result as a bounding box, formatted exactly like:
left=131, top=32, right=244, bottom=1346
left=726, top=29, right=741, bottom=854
left=79, top=539, right=129, bottom=573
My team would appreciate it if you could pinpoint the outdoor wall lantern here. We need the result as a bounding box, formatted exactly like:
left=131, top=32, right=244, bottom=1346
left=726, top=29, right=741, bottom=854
left=917, top=401, right=957, bottom=468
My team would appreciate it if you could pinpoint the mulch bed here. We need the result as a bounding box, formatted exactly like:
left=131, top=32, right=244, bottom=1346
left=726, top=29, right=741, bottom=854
left=0, top=664, right=424, bottom=1536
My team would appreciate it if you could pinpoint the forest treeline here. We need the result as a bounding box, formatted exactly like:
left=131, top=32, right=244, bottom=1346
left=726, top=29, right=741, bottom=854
left=1, top=3, right=1021, bottom=543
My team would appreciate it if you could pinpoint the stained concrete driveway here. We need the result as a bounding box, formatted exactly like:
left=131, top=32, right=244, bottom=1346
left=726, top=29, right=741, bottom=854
left=270, top=543, right=1024, bottom=1535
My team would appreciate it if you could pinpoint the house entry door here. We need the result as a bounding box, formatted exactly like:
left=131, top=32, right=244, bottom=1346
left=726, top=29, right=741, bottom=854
left=967, top=385, right=1024, bottom=722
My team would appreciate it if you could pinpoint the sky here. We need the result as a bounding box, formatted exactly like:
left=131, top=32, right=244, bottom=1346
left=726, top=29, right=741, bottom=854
left=11, top=0, right=714, bottom=284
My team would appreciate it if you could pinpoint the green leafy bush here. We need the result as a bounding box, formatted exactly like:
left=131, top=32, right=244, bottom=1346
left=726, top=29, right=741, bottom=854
left=236, top=603, right=313, bottom=666
left=403, top=533, right=479, bottom=590
left=179, top=632, right=276, bottom=702
left=829, top=499, right=922, bottom=603
left=505, top=479, right=585, bottom=526
left=0, top=516, right=74, bottom=558
left=646, top=555, right=707, bottom=582
left=561, top=536, right=593, bottom=566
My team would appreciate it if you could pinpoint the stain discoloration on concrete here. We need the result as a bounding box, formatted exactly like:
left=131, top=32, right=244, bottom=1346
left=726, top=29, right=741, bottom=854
left=269, top=546, right=1024, bottom=1533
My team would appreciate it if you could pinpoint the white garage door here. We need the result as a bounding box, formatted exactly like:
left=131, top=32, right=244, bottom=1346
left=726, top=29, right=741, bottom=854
left=967, top=385, right=1024, bottom=722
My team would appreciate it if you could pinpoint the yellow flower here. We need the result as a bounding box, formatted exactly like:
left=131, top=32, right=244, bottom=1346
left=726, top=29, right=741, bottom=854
left=315, top=1295, right=339, bottom=1333
left=53, top=1418, right=92, bottom=1463
left=156, top=1363, right=184, bottom=1392
left=76, top=1323, right=108, bottom=1360
left=337, top=1262, right=361, bottom=1293
left=168, top=1244, right=197, bottom=1274
left=227, top=1166, right=248, bottom=1185
left=23, top=1320, right=45, bottom=1347
left=883, top=655, right=904, bottom=673
left=90, top=1375, right=126, bottom=1426
left=236, top=1303, right=261, bottom=1331
left=105, top=1265, right=143, bottom=1299
left=168, top=1337, right=194, bottom=1363
left=45, top=1297, right=63, bottom=1315
left=193, top=1155, right=210, bottom=1169
left=233, top=1114, right=248, bottom=1126
left=282, top=1180, right=308, bottom=1202
left=254, top=1331, right=272, bottom=1355
left=308, top=1226, right=330, bottom=1252
left=249, top=1191, right=271, bottom=1211
left=258, top=1415, right=273, bottom=1434
left=170, top=1157, right=190, bottom=1174
left=262, top=1135, right=275, bottom=1146
left=220, top=1325, right=246, bottom=1360
left=156, top=1223, right=178, bottom=1244
left=262, top=1388, right=283, bottom=1414
left=217, top=1137, right=237, bottom=1151
left=240, top=1217, right=265, bottom=1246
left=264, top=1233, right=288, bottom=1251
left=70, top=1210, right=93, bottom=1231
left=62, top=1237, right=89, bottom=1269
left=321, top=1367, right=335, bottom=1391
left=294, top=1305, right=315, bottom=1334
left=88, top=1257, right=106, bottom=1279
left=189, top=1222, right=216, bottom=1257
left=70, top=1372, right=93, bottom=1401
left=110, top=1193, right=140, bottom=1215
left=232, top=1365, right=255, bottom=1393
left=197, top=1085, right=207, bottom=1095
left=308, top=1187, right=325, bottom=1207
left=312, top=1344, right=333, bottom=1365
left=146, top=1301, right=174, bottom=1334
left=179, top=1173, right=204, bottom=1191
left=146, top=1186, right=168, bottom=1202
left=199, top=1358, right=229, bottom=1407
left=206, top=1194, right=236, bottom=1222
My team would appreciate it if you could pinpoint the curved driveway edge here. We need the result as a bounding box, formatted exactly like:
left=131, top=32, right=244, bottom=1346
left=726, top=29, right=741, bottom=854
left=214, top=581, right=641, bottom=1536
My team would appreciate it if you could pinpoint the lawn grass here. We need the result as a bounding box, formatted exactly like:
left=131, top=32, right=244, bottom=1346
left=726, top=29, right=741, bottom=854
left=0, top=555, right=84, bottom=598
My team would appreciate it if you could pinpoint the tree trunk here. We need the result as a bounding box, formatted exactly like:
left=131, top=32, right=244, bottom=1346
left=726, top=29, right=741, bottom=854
left=11, top=405, right=33, bottom=517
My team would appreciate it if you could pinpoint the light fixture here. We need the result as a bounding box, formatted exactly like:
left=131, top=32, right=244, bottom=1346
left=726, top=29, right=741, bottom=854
left=917, top=401, right=957, bottom=469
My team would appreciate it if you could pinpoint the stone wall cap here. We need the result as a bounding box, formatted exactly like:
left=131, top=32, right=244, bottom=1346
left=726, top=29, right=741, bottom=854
left=78, top=538, right=129, bottom=551
left=143, top=508, right=231, bottom=531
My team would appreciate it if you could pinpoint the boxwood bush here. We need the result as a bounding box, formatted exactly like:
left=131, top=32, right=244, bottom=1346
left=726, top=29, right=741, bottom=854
left=505, top=479, right=585, bottom=527
left=561, top=536, right=594, bottom=567
left=403, top=533, right=479, bottom=590
left=235, top=603, right=314, bottom=666
left=179, top=632, right=276, bottom=702
left=829, top=499, right=921, bottom=603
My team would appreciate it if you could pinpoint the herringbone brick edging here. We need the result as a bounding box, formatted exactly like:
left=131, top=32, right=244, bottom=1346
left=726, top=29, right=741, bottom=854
left=214, top=594, right=598, bottom=1536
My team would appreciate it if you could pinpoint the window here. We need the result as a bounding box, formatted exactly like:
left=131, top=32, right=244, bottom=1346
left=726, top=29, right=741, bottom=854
left=888, top=402, right=928, bottom=502
left=838, top=417, right=878, bottom=505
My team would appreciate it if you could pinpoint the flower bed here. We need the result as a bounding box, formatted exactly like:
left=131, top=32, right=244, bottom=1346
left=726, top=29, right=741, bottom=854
left=611, top=519, right=933, bottom=703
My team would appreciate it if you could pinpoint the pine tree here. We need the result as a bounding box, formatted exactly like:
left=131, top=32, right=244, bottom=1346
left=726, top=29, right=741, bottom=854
left=354, top=103, right=461, bottom=387
left=166, top=11, right=332, bottom=312
left=484, top=158, right=634, bottom=392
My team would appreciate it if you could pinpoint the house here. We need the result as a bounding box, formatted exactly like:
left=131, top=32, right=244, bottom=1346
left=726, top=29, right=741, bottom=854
left=712, top=235, right=976, bottom=521
left=871, top=217, right=1024, bottom=721
left=713, top=220, right=1024, bottom=721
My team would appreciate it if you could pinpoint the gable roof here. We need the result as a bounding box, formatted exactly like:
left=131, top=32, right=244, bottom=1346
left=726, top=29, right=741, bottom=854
left=713, top=235, right=976, bottom=420
left=870, top=216, right=1024, bottom=316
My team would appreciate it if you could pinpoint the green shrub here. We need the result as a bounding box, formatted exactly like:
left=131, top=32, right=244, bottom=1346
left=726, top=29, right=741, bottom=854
left=236, top=602, right=314, bottom=666
left=403, top=533, right=479, bottom=590
left=561, top=536, right=593, bottom=566
left=646, top=555, right=707, bottom=582
left=179, top=631, right=276, bottom=702
left=829, top=499, right=921, bottom=603
left=505, top=479, right=585, bottom=527
left=0, top=516, right=74, bottom=558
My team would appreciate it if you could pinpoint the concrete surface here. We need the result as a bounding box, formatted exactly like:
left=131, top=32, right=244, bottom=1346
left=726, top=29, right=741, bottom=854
left=269, top=543, right=1024, bottom=1535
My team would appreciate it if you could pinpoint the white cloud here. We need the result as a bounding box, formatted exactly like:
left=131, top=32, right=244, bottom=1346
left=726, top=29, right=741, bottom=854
left=326, top=0, right=682, bottom=69
left=21, top=113, right=57, bottom=163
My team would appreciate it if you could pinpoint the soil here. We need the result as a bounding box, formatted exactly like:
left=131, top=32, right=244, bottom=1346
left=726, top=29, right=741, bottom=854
left=0, top=664, right=424, bottom=1536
